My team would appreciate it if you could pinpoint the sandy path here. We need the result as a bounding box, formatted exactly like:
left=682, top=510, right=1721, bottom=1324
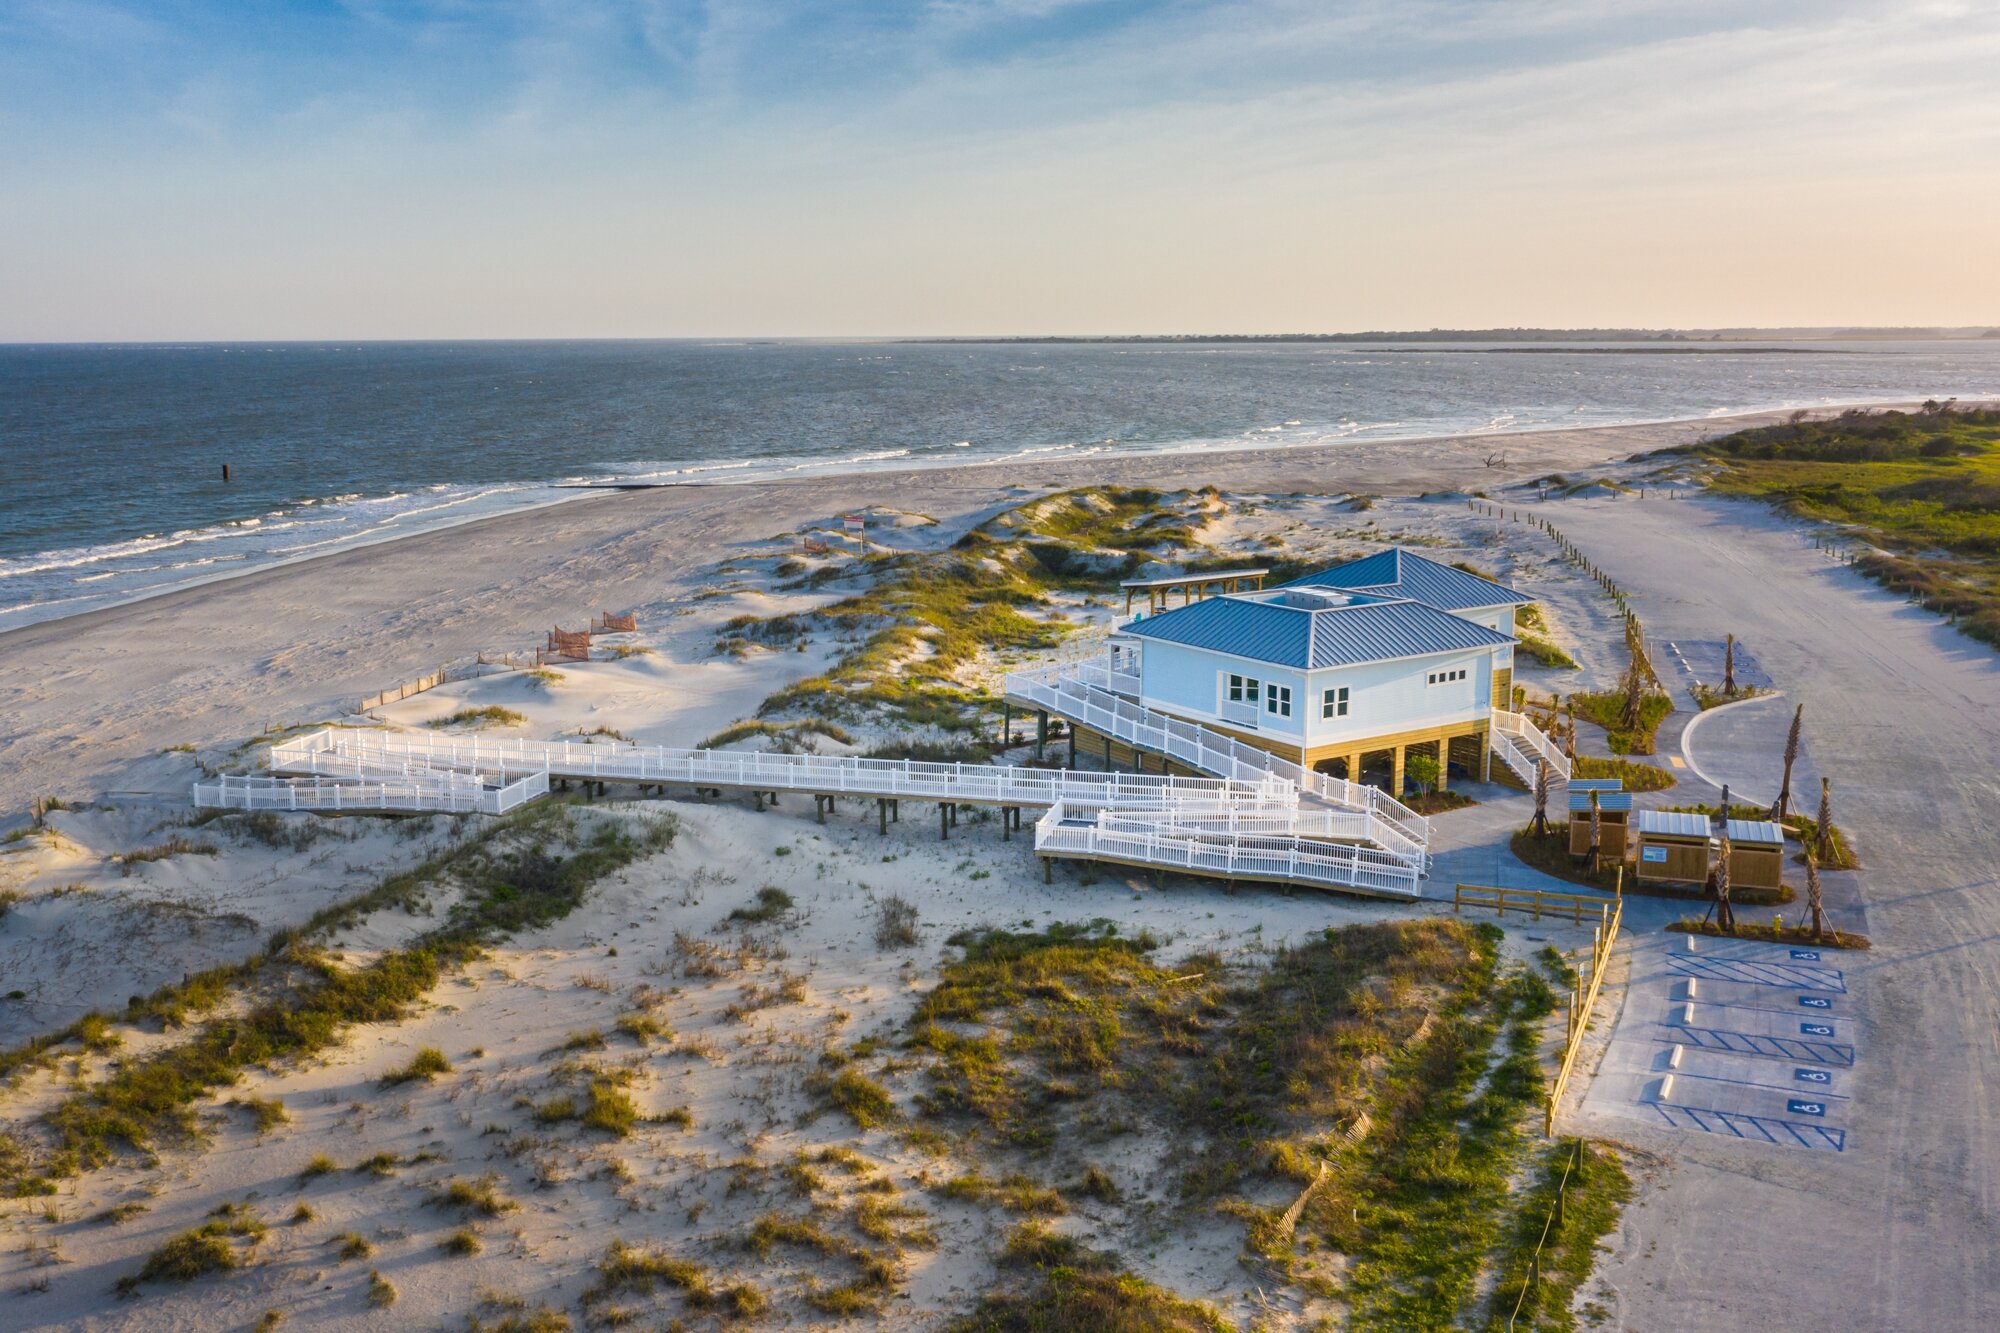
left=1552, top=495, right=2000, bottom=1330
left=0, top=409, right=1811, bottom=824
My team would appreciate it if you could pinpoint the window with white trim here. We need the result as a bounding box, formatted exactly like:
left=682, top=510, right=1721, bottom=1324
left=1226, top=673, right=1261, bottom=704
left=1265, top=683, right=1292, bottom=717
left=1426, top=668, right=1469, bottom=686
left=1322, top=686, right=1349, bottom=719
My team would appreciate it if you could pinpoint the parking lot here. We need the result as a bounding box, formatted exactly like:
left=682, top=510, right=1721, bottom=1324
left=1590, top=932, right=1859, bottom=1153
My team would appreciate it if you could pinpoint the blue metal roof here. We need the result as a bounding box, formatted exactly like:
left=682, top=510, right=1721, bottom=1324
left=1569, top=778, right=1625, bottom=792
left=1637, top=809, right=1712, bottom=838
left=1119, top=591, right=1515, bottom=669
left=1724, top=819, right=1786, bottom=846
left=1568, top=789, right=1633, bottom=813
left=1283, top=548, right=1530, bottom=611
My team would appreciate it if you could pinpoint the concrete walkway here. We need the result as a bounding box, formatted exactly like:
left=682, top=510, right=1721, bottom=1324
left=1541, top=494, right=2000, bottom=1331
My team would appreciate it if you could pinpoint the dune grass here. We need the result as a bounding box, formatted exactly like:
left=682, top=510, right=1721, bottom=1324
left=429, top=706, right=526, bottom=730
left=2, top=803, right=678, bottom=1194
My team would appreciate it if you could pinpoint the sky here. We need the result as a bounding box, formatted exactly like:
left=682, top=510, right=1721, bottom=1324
left=2, top=0, right=1999, bottom=339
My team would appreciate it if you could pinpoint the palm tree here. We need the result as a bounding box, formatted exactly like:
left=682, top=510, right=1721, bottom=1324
left=1620, top=649, right=1645, bottom=732
left=1723, top=633, right=1737, bottom=695
left=1533, top=759, right=1550, bottom=838
left=1587, top=788, right=1603, bottom=876
left=1770, top=704, right=1803, bottom=822
left=1715, top=822, right=1735, bottom=934
left=1804, top=848, right=1826, bottom=942
left=1816, top=777, right=1835, bottom=866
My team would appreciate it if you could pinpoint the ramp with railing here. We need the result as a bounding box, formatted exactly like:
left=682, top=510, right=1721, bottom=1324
left=193, top=769, right=549, bottom=816
left=1035, top=802, right=1421, bottom=898
left=1003, top=660, right=1432, bottom=861
left=189, top=717, right=1434, bottom=900
left=269, top=729, right=1286, bottom=811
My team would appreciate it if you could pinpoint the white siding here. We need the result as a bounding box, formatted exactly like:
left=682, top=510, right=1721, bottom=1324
left=1303, top=649, right=1495, bottom=747
left=1136, top=641, right=1306, bottom=738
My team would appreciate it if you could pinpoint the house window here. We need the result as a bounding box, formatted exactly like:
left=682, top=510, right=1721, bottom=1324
left=1426, top=668, right=1468, bottom=686
left=1227, top=673, right=1261, bottom=704
left=1322, top=686, right=1349, bottom=719
left=1265, top=684, right=1292, bottom=717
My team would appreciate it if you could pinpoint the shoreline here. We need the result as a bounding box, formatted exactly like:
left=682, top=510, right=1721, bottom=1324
left=0, top=401, right=1952, bottom=822
left=2, top=392, right=1983, bottom=637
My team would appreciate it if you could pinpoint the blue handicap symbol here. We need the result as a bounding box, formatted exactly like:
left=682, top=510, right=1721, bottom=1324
left=1787, top=1098, right=1827, bottom=1117
left=1800, top=1022, right=1834, bottom=1037
left=1798, top=995, right=1832, bottom=1009
left=1789, top=949, right=1821, bottom=961
left=1794, top=1068, right=1832, bottom=1084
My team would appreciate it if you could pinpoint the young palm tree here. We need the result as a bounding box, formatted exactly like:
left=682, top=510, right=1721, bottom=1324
left=1770, top=704, right=1803, bottom=822
left=1804, top=848, right=1826, bottom=942
left=1620, top=650, right=1645, bottom=732
left=1587, top=788, right=1603, bottom=876
left=1715, top=823, right=1735, bottom=934
left=1816, top=777, right=1835, bottom=867
left=1723, top=633, right=1737, bottom=695
left=1533, top=759, right=1550, bottom=838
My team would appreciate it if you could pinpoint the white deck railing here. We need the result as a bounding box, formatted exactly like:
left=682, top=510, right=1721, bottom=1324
left=1003, top=660, right=1432, bottom=862
left=1034, top=802, right=1421, bottom=899
left=192, top=770, right=549, bottom=816
left=270, top=729, right=1288, bottom=811
left=1492, top=709, right=1571, bottom=784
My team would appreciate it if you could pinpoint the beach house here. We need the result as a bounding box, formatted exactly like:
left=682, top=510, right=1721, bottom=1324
left=1105, top=549, right=1530, bottom=793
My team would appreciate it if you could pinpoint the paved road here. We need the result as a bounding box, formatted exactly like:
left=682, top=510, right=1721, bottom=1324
left=1550, top=495, right=2000, bottom=1331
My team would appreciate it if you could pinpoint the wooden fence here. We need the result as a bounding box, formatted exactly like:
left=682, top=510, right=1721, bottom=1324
left=1451, top=882, right=1624, bottom=1136
left=1451, top=882, right=1613, bottom=924
left=358, top=665, right=449, bottom=713
left=594, top=610, right=637, bottom=633
left=1545, top=894, right=1621, bottom=1134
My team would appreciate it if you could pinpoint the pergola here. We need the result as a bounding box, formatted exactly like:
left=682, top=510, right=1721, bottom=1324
left=1120, top=567, right=1269, bottom=615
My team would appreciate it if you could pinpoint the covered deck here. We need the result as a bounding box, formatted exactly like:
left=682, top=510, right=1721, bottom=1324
left=1121, top=566, right=1268, bottom=615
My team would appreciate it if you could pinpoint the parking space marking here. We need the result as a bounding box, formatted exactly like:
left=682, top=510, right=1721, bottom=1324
left=1650, top=1102, right=1846, bottom=1152
left=1668, top=954, right=1848, bottom=992
left=1659, top=1024, right=1856, bottom=1067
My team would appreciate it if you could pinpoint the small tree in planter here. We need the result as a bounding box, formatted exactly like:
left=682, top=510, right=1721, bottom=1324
left=1404, top=751, right=1441, bottom=798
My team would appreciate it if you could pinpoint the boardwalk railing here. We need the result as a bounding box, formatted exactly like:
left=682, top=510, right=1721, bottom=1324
left=1035, top=801, right=1422, bottom=898
left=1492, top=709, right=1571, bottom=784
left=271, top=729, right=1288, bottom=812
left=1003, top=660, right=1431, bottom=863
left=193, top=770, right=548, bottom=816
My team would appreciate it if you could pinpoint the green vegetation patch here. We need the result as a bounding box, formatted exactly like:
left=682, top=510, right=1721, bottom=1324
left=745, top=486, right=1222, bottom=731
left=1571, top=690, right=1674, bottom=755
left=1480, top=1138, right=1633, bottom=1330
left=946, top=1222, right=1228, bottom=1333
left=1572, top=755, right=1677, bottom=792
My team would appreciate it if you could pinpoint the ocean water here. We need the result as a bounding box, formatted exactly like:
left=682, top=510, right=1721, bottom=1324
left=3, top=338, right=1998, bottom=632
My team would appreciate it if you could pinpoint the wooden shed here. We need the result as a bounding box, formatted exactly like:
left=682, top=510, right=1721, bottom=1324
left=1724, top=818, right=1787, bottom=892
left=1567, top=785, right=1633, bottom=856
left=1634, top=809, right=1713, bottom=888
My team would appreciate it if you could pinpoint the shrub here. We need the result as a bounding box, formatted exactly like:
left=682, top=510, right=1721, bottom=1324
left=875, top=895, right=920, bottom=948
left=382, top=1046, right=453, bottom=1085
